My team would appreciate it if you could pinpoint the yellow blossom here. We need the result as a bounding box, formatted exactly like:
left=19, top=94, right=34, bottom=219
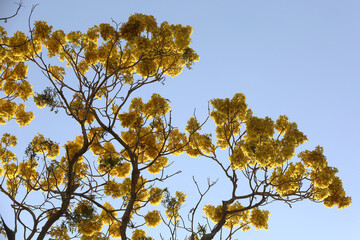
left=144, top=210, right=162, bottom=227
left=132, top=229, right=147, bottom=240
left=249, top=208, right=270, bottom=230
left=148, top=187, right=163, bottom=205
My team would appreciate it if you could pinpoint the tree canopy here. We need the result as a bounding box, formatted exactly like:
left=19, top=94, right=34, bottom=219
left=0, top=8, right=351, bottom=240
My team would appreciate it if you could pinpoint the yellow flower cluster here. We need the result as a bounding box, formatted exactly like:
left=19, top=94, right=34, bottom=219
left=0, top=100, right=34, bottom=126
left=111, top=162, right=132, bottom=178
left=66, top=30, right=82, bottom=45
left=165, top=191, right=186, bottom=220
left=90, top=139, right=109, bottom=156
left=119, top=94, right=170, bottom=129
left=165, top=128, right=187, bottom=155
left=33, top=21, right=52, bottom=43
left=298, top=146, right=327, bottom=170
left=100, top=202, right=117, bottom=225
left=3, top=162, right=17, bottom=177
left=277, top=122, right=308, bottom=163
left=249, top=208, right=270, bottom=230
left=6, top=175, right=19, bottom=197
left=6, top=30, right=35, bottom=59
left=212, top=98, right=307, bottom=170
left=298, top=146, right=351, bottom=208
left=229, top=142, right=247, bottom=170
left=109, top=221, right=122, bottom=238
left=2, top=63, right=32, bottom=99
left=63, top=136, right=84, bottom=161
left=67, top=94, right=96, bottom=125
left=39, top=163, right=64, bottom=191
left=203, top=202, right=250, bottom=229
left=245, top=116, right=274, bottom=141
left=118, top=13, right=199, bottom=78
left=94, top=142, right=118, bottom=167
left=121, top=128, right=158, bottom=161
left=14, top=103, right=34, bottom=126
left=270, top=162, right=307, bottom=196
left=18, top=158, right=39, bottom=191
left=0, top=133, right=19, bottom=197
left=80, top=232, right=108, bottom=240
left=103, top=179, right=123, bottom=199
left=0, top=133, right=17, bottom=176
left=148, top=187, right=164, bottom=205
left=92, top=140, right=132, bottom=177
left=0, top=100, right=17, bottom=124
left=144, top=210, right=162, bottom=227
left=203, top=204, right=222, bottom=223
left=185, top=117, right=201, bottom=134
left=85, top=25, right=100, bottom=44
left=0, top=133, right=17, bottom=147
left=29, top=14, right=198, bottom=83
left=78, top=109, right=95, bottom=124
left=185, top=117, right=215, bottom=157
left=224, top=202, right=250, bottom=229
left=117, top=94, right=187, bottom=170
left=310, top=166, right=338, bottom=188
left=0, top=135, right=19, bottom=196
left=144, top=94, right=171, bottom=117
left=118, top=111, right=144, bottom=129
left=45, top=29, right=66, bottom=57
left=49, top=225, right=70, bottom=240
left=104, top=177, right=149, bottom=201
left=322, top=176, right=352, bottom=209
left=241, top=116, right=278, bottom=168
left=31, top=133, right=60, bottom=159
left=1, top=26, right=36, bottom=128
left=48, top=65, right=65, bottom=81
left=148, top=156, right=168, bottom=174
left=99, top=23, right=116, bottom=41
left=77, top=217, right=103, bottom=237
left=59, top=136, right=88, bottom=179
left=210, top=93, right=248, bottom=149
left=132, top=229, right=148, bottom=240
left=73, top=201, right=103, bottom=237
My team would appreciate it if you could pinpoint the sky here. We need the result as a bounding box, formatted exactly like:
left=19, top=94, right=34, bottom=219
left=0, top=0, right=359, bottom=239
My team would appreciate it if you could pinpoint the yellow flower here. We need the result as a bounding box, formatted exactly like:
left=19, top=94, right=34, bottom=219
left=148, top=157, right=168, bottom=174
left=99, top=23, right=116, bottom=41
left=109, top=222, right=121, bottom=238
left=48, top=65, right=65, bottom=81
left=104, top=179, right=122, bottom=199
left=245, top=116, right=274, bottom=140
left=15, top=104, right=34, bottom=127
left=31, top=133, right=60, bottom=159
left=203, top=205, right=222, bottom=223
left=132, top=229, right=147, bottom=240
left=148, top=187, right=163, bottom=205
left=49, top=225, right=70, bottom=240
left=144, top=210, right=161, bottom=227
left=0, top=99, right=17, bottom=120
left=1, top=133, right=17, bottom=147
left=229, top=142, right=248, bottom=170
left=298, top=146, right=327, bottom=170
left=111, top=162, right=131, bottom=178
left=165, top=191, right=186, bottom=220
left=33, top=21, right=52, bottom=42
left=100, top=202, right=117, bottom=224
left=78, top=218, right=103, bottom=236
left=224, top=202, right=249, bottom=229
left=249, top=208, right=270, bottom=230
left=46, top=30, right=66, bottom=57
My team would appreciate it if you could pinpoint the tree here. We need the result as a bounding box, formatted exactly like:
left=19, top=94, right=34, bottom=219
left=0, top=9, right=351, bottom=240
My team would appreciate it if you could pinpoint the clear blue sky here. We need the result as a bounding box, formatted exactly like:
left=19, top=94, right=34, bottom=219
left=0, top=0, right=359, bottom=239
